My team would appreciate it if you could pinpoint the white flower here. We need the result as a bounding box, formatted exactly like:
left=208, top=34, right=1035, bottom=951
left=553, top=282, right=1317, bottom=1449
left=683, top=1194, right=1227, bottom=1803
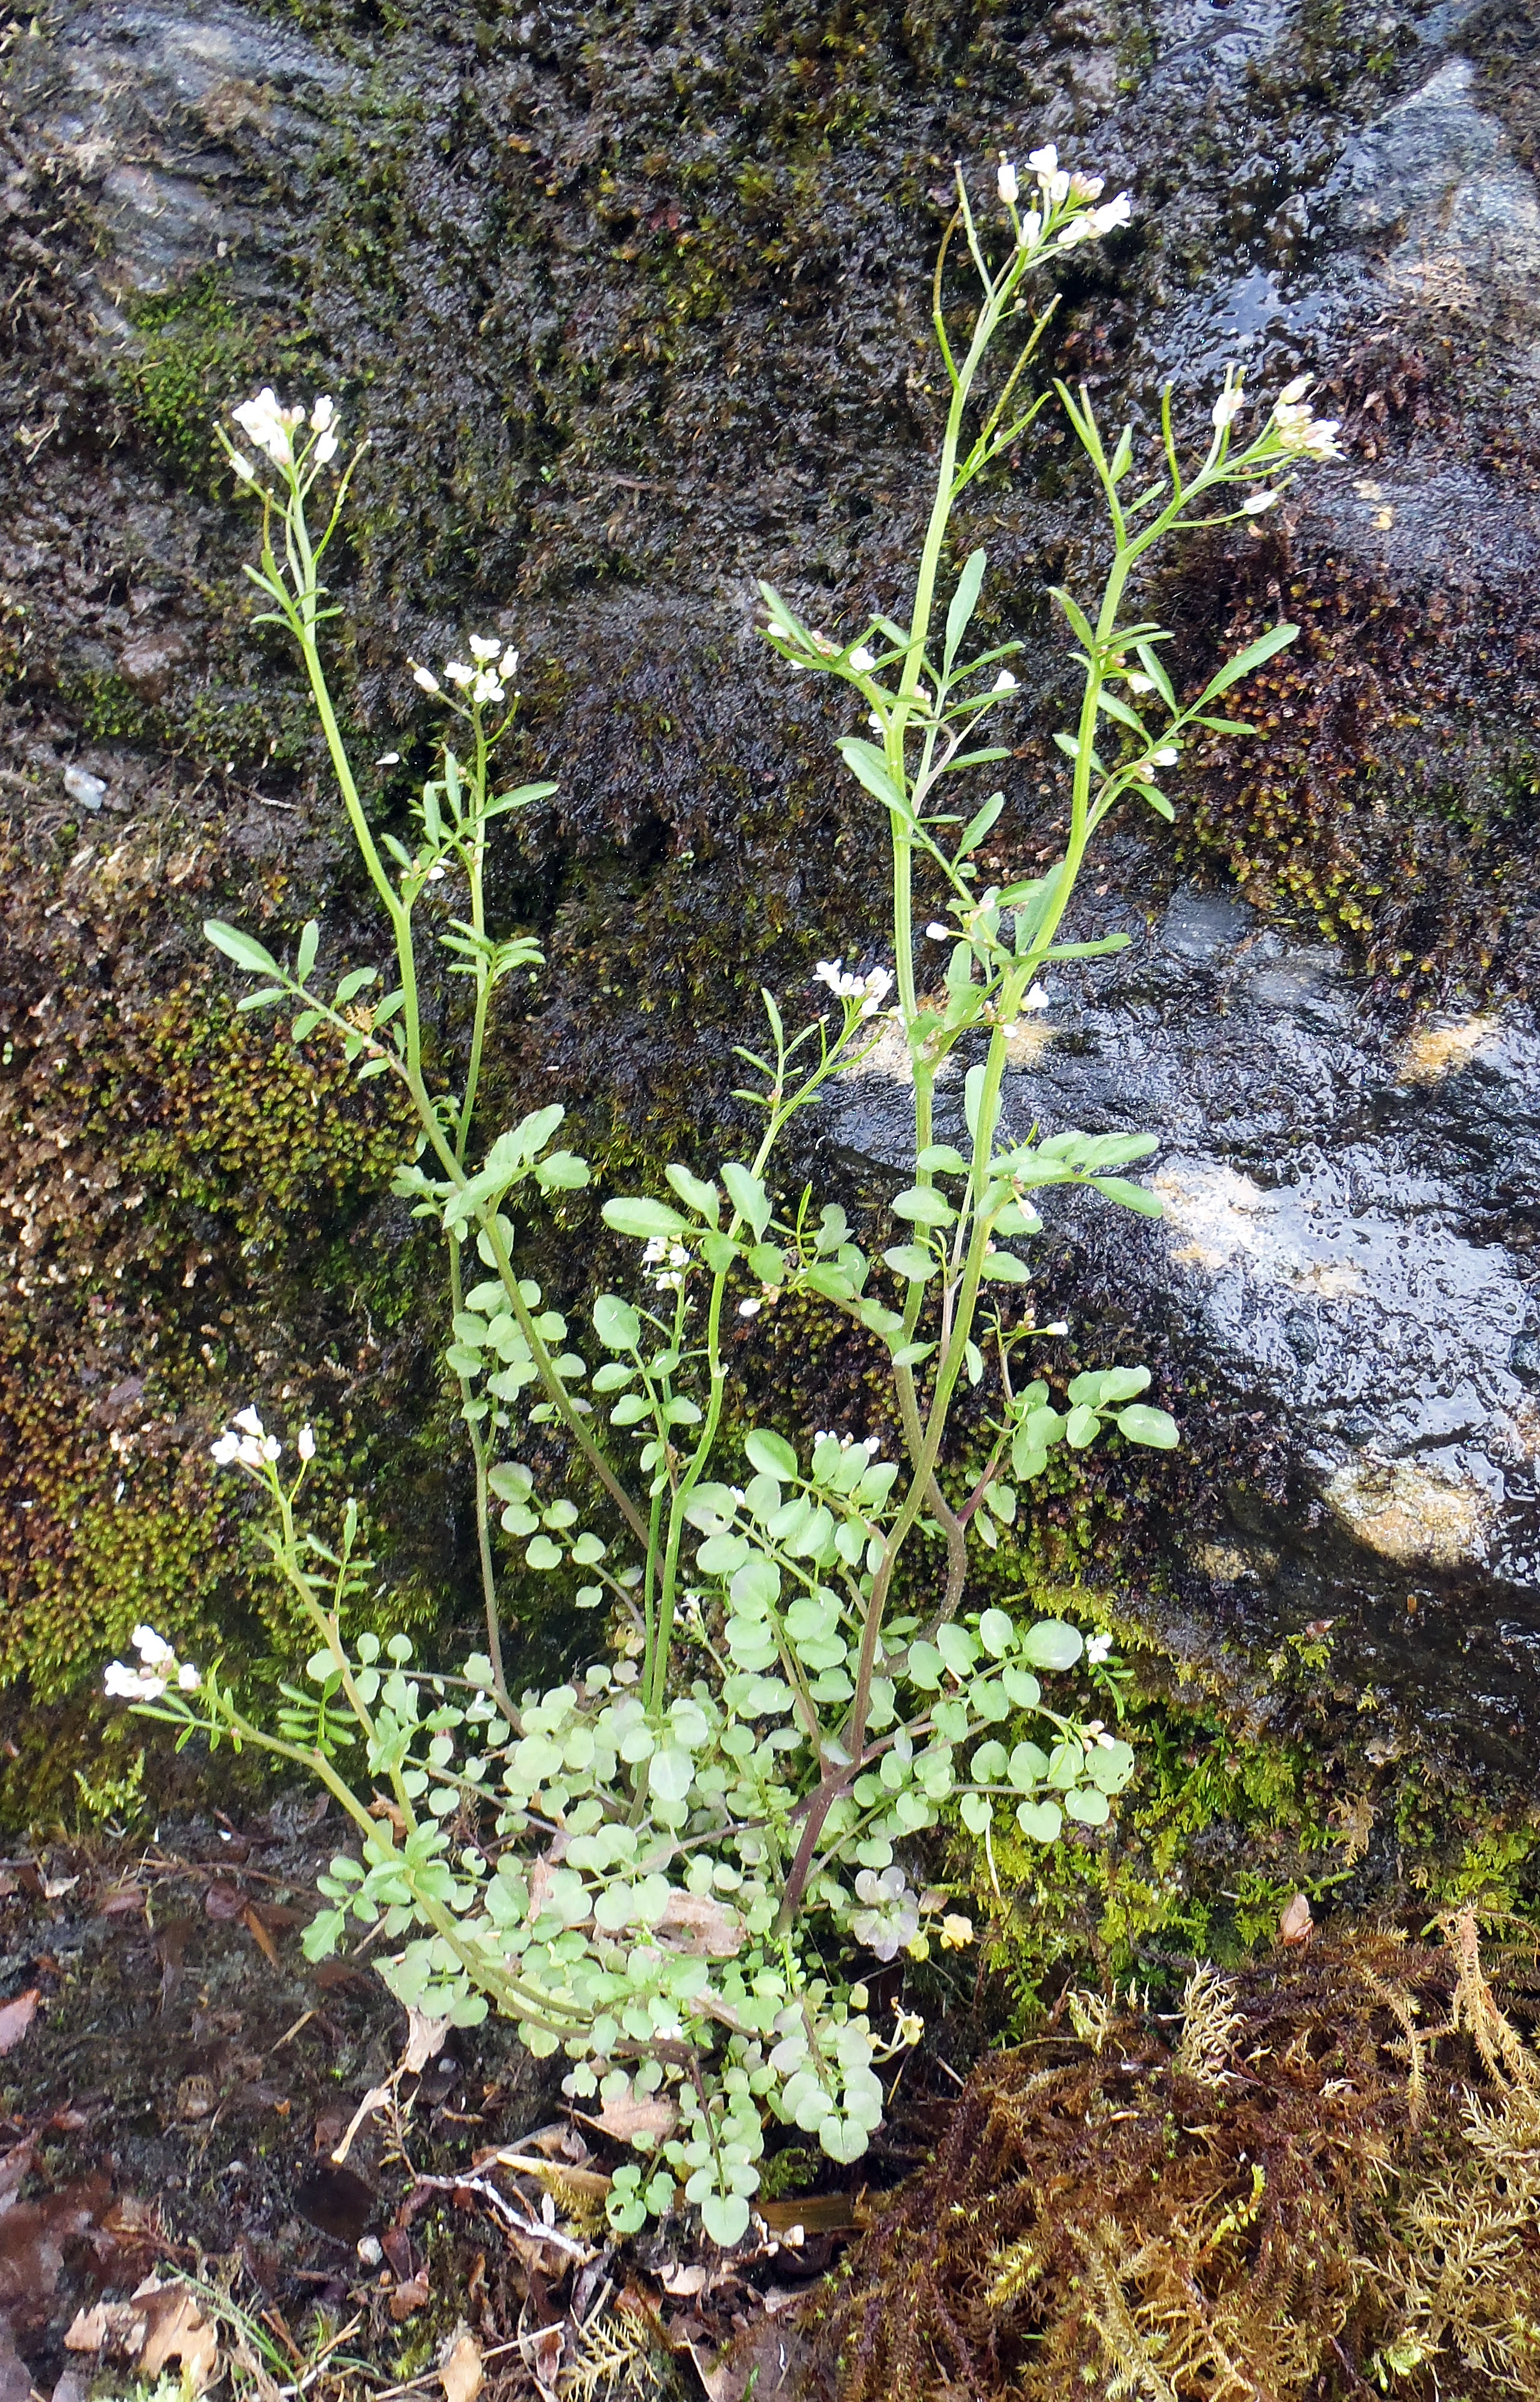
left=1046, top=1319, right=1069, bottom=1336
left=499, top=645, right=519, bottom=678
left=1150, top=744, right=1178, bottom=766
left=443, top=661, right=474, bottom=690
left=310, top=396, right=337, bottom=433
left=1024, top=983, right=1050, bottom=1010
left=1212, top=382, right=1246, bottom=430
left=1126, top=672, right=1155, bottom=695
left=468, top=634, right=501, bottom=661
left=1069, top=173, right=1104, bottom=202
left=643, top=1237, right=669, bottom=1265
left=230, top=452, right=256, bottom=483
left=178, top=1662, right=202, bottom=1690
left=859, top=966, right=894, bottom=1018
left=1086, top=1632, right=1113, bottom=1665
left=925, top=921, right=951, bottom=940
left=298, top=1425, right=316, bottom=1462
left=471, top=671, right=505, bottom=708
left=1091, top=193, right=1132, bottom=236
left=133, top=1624, right=174, bottom=1666
left=411, top=665, right=440, bottom=695
left=1271, top=380, right=1341, bottom=460
left=815, top=957, right=894, bottom=1012
left=232, top=389, right=304, bottom=467
left=997, top=156, right=1019, bottom=206
left=377, top=750, right=401, bottom=766
left=221, top=1413, right=281, bottom=1466
left=737, top=1296, right=762, bottom=1319
left=314, top=430, right=338, bottom=464
left=1242, top=487, right=1283, bottom=514
left=1016, top=208, right=1042, bottom=248
left=992, top=668, right=1018, bottom=693
left=1027, top=143, right=1068, bottom=202
left=104, top=1661, right=164, bottom=1701
left=848, top=645, right=877, bottom=672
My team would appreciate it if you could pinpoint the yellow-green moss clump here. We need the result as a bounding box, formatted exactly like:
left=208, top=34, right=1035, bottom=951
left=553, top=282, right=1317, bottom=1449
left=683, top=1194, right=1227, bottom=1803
left=0, top=816, right=419, bottom=1740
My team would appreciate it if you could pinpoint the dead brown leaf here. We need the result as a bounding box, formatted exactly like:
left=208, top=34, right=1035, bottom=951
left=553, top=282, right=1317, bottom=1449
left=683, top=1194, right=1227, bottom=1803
left=63, top=2306, right=115, bottom=2352
left=757, top=2194, right=865, bottom=2236
left=584, top=2093, right=678, bottom=2146
left=63, top=2296, right=150, bottom=2356
left=656, top=1891, right=743, bottom=1956
left=1279, top=1892, right=1314, bottom=1947
left=313, top=1960, right=368, bottom=1992
left=439, top=2327, right=483, bottom=2402
left=0, top=1993, right=39, bottom=2057
left=135, top=2280, right=219, bottom=2392
left=389, top=2272, right=431, bottom=2321
left=522, top=2319, right=563, bottom=2398
left=401, top=2009, right=450, bottom=2077
left=240, top=1904, right=281, bottom=1968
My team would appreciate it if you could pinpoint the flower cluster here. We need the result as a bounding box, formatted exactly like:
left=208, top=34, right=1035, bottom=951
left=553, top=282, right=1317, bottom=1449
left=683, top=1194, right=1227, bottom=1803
left=643, top=1235, right=692, bottom=1295
left=411, top=636, right=519, bottom=711
left=813, top=960, right=895, bottom=1018
left=1270, top=375, right=1341, bottom=462
left=209, top=1404, right=313, bottom=1471
left=104, top=1624, right=199, bottom=1701
left=996, top=144, right=1132, bottom=249
left=230, top=391, right=340, bottom=478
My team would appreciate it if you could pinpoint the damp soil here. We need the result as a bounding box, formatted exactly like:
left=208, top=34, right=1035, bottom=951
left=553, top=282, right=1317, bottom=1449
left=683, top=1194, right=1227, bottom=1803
left=0, top=1792, right=978, bottom=2401
left=0, top=1798, right=910, bottom=2402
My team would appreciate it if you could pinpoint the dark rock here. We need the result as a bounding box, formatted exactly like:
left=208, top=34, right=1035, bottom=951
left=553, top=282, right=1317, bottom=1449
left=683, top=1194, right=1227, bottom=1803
left=117, top=627, right=189, bottom=701
left=828, top=876, right=1540, bottom=1759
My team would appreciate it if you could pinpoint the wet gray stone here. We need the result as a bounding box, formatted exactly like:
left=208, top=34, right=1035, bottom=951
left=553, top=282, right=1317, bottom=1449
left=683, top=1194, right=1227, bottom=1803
left=14, top=0, right=353, bottom=299
left=827, top=883, right=1540, bottom=1755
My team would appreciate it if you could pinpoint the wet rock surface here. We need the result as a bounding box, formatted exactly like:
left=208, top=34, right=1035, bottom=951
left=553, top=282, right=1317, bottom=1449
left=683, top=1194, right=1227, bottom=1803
left=829, top=871, right=1540, bottom=1764
left=5, top=0, right=1540, bottom=1774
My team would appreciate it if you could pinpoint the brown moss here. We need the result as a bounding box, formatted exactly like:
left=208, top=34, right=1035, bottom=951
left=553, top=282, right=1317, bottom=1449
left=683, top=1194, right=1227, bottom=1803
left=801, top=1915, right=1540, bottom=2402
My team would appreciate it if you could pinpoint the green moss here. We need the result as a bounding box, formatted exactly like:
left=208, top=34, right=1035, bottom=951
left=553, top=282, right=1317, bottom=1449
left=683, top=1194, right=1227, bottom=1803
left=121, top=266, right=251, bottom=483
